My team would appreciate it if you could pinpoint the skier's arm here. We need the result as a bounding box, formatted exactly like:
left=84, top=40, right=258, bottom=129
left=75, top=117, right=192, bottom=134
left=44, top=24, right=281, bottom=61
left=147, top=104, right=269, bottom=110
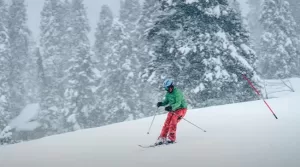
left=161, top=96, right=169, bottom=106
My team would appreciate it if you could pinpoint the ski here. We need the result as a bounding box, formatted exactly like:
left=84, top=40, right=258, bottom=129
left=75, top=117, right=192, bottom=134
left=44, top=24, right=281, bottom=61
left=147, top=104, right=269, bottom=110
left=138, top=144, right=157, bottom=148
left=138, top=142, right=176, bottom=148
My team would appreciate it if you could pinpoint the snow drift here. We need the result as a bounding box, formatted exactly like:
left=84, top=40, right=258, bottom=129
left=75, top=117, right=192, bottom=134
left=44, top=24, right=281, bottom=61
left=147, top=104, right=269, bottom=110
left=9, top=103, right=41, bottom=131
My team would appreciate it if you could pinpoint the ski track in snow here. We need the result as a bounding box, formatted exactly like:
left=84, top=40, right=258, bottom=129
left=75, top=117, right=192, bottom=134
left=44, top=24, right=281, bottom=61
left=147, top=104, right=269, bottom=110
left=0, top=78, right=300, bottom=167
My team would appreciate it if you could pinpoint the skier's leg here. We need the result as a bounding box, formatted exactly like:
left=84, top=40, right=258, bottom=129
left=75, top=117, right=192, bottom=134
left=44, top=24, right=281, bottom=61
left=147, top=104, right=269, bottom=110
left=177, top=108, right=187, bottom=123
left=168, top=110, right=181, bottom=142
left=168, top=108, right=187, bottom=142
left=159, top=112, right=173, bottom=139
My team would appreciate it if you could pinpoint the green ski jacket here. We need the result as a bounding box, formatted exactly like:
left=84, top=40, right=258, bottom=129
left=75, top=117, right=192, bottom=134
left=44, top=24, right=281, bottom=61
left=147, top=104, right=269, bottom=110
left=161, top=87, right=187, bottom=111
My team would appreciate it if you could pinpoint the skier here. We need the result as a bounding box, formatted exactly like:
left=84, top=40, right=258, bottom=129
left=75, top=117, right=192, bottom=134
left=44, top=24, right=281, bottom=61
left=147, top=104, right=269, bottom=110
left=156, top=79, right=188, bottom=145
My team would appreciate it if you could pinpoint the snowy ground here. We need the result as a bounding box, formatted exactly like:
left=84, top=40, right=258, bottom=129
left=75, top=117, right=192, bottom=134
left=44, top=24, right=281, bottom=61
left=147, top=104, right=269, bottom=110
left=0, top=78, right=300, bottom=167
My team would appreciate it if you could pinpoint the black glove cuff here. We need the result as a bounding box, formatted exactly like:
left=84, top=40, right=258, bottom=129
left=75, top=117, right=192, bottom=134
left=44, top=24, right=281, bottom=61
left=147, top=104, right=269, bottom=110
left=157, top=102, right=163, bottom=107
left=165, top=106, right=172, bottom=112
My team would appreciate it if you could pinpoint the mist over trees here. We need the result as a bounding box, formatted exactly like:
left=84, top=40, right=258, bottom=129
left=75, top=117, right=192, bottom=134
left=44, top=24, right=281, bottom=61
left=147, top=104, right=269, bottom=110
left=1, top=0, right=299, bottom=144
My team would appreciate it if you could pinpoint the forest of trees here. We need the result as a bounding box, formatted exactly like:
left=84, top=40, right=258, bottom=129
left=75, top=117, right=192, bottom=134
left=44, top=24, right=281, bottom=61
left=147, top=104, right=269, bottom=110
left=0, top=0, right=299, bottom=145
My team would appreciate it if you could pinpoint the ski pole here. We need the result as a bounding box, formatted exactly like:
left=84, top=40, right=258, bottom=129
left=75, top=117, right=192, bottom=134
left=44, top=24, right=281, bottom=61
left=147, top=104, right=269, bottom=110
left=242, top=74, right=278, bottom=119
left=147, top=107, right=159, bottom=134
left=172, top=112, right=207, bottom=132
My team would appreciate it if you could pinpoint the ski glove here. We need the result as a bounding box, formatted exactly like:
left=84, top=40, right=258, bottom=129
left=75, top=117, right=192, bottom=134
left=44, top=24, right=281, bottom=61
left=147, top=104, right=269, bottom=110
left=157, top=102, right=163, bottom=107
left=165, top=106, right=172, bottom=112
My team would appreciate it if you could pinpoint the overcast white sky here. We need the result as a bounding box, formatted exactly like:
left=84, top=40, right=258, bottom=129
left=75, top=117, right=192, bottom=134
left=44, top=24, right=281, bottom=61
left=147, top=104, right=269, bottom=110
left=24, top=0, right=248, bottom=45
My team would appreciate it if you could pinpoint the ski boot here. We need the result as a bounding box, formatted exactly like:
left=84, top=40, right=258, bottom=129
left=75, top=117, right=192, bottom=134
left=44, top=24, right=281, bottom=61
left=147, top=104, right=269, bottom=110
left=155, top=137, right=166, bottom=146
left=165, top=138, right=175, bottom=144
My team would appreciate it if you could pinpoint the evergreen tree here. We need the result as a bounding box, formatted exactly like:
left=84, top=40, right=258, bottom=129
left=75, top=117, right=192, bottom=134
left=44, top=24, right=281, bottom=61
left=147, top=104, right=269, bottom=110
left=286, top=0, right=300, bottom=33
left=120, top=0, right=141, bottom=31
left=39, top=0, right=66, bottom=134
left=60, top=0, right=73, bottom=71
left=223, top=0, right=257, bottom=68
left=0, top=0, right=10, bottom=131
left=93, top=5, right=113, bottom=67
left=95, top=0, right=144, bottom=125
left=146, top=0, right=260, bottom=108
left=258, top=0, right=300, bottom=78
left=23, top=37, right=39, bottom=104
left=35, top=46, right=49, bottom=133
left=231, top=0, right=241, bottom=15
left=97, top=20, right=135, bottom=124
left=0, top=126, right=14, bottom=145
left=92, top=5, right=113, bottom=126
left=247, top=0, right=263, bottom=51
left=35, top=47, right=46, bottom=102
left=116, top=0, right=144, bottom=121
left=7, top=0, right=30, bottom=117
left=285, top=0, right=300, bottom=76
left=64, top=0, right=97, bottom=131
left=138, top=0, right=165, bottom=80
left=137, top=0, right=167, bottom=115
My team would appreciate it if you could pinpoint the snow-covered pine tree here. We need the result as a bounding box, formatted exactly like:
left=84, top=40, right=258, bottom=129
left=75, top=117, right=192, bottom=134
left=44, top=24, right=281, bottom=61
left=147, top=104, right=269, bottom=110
left=97, top=20, right=135, bottom=124
left=92, top=5, right=114, bottom=126
left=146, top=0, right=260, bottom=108
left=115, top=0, right=144, bottom=121
left=23, top=37, right=39, bottom=104
left=60, top=0, right=74, bottom=70
left=0, top=126, right=14, bottom=145
left=121, top=0, right=158, bottom=119
left=247, top=0, right=263, bottom=50
left=286, top=0, right=300, bottom=33
left=94, top=5, right=113, bottom=68
left=35, top=47, right=46, bottom=102
left=95, top=0, right=144, bottom=125
left=64, top=45, right=97, bottom=130
left=39, top=0, right=66, bottom=135
left=231, top=0, right=242, bottom=16
left=63, top=0, right=97, bottom=131
left=286, top=0, right=300, bottom=75
left=222, top=0, right=257, bottom=68
left=31, top=46, right=61, bottom=140
left=7, top=0, right=30, bottom=117
left=137, top=0, right=163, bottom=53
left=137, top=0, right=168, bottom=115
left=120, top=0, right=141, bottom=31
left=258, top=0, right=300, bottom=79
left=0, top=0, right=10, bottom=131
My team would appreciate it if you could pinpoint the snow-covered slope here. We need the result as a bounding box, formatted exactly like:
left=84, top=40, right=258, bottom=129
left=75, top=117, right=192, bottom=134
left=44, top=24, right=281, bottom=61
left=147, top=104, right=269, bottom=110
left=1, top=79, right=300, bottom=167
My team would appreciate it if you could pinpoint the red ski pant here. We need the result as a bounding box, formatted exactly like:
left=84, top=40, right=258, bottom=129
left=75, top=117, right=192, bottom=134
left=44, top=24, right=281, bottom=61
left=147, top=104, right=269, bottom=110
left=159, top=108, right=187, bottom=142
